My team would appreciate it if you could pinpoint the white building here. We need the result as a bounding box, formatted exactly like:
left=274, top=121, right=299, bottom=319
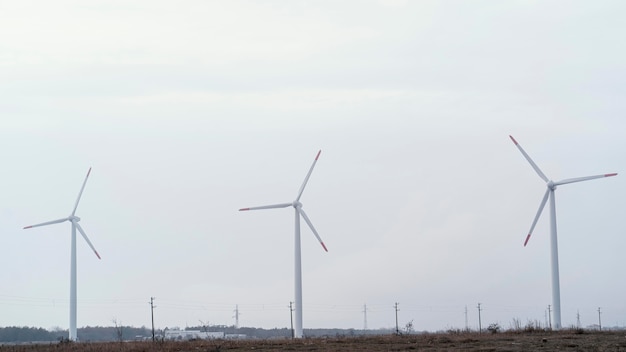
left=164, top=330, right=225, bottom=340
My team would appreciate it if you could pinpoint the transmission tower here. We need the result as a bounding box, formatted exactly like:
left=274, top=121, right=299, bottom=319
left=363, top=304, right=368, bottom=330
left=547, top=305, right=552, bottom=330
left=233, top=304, right=240, bottom=328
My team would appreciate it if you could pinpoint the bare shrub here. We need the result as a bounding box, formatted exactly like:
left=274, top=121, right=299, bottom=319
left=524, top=319, right=545, bottom=333
left=487, top=323, right=500, bottom=334
left=509, top=318, right=522, bottom=331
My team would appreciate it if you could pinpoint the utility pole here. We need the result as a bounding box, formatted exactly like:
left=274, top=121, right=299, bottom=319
left=149, top=297, right=156, bottom=342
left=394, top=302, right=400, bottom=335
left=547, top=305, right=552, bottom=330
left=598, top=307, right=602, bottom=331
left=576, top=310, right=581, bottom=329
left=477, top=303, right=482, bottom=333
left=289, top=302, right=294, bottom=339
left=464, top=306, right=468, bottom=331
left=363, top=304, right=368, bottom=330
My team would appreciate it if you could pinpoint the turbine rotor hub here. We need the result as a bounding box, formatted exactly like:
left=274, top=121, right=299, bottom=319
left=69, top=215, right=81, bottom=222
left=292, top=201, right=302, bottom=208
left=547, top=180, right=556, bottom=190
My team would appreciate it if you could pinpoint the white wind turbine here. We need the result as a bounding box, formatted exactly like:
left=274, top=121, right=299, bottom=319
left=239, top=150, right=328, bottom=338
left=510, top=136, right=617, bottom=329
left=24, top=167, right=101, bottom=341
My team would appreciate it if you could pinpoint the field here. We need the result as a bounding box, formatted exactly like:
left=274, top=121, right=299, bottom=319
left=2, top=330, right=625, bottom=351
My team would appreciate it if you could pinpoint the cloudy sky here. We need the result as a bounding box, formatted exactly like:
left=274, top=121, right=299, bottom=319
left=1, top=0, right=625, bottom=333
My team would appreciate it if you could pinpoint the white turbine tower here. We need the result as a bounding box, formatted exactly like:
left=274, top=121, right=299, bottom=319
left=239, top=150, right=328, bottom=338
left=509, top=136, right=617, bottom=329
left=23, top=167, right=101, bottom=341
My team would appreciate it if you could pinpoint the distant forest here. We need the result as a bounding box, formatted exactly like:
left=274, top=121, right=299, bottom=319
left=0, top=325, right=393, bottom=343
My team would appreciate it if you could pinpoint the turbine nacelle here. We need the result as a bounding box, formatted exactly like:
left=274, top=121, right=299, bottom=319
left=69, top=216, right=81, bottom=222
left=292, top=201, right=303, bottom=209
left=547, top=180, right=556, bottom=190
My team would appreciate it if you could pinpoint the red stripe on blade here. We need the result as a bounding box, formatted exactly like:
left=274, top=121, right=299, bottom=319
left=239, top=208, right=250, bottom=211
left=509, top=135, right=518, bottom=145
left=523, top=234, right=531, bottom=247
left=321, top=242, right=328, bottom=252
left=23, top=226, right=32, bottom=229
left=605, top=173, right=618, bottom=177
left=315, top=150, right=321, bottom=160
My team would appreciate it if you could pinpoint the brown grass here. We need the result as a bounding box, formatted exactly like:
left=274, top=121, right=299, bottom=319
left=2, top=330, right=625, bottom=351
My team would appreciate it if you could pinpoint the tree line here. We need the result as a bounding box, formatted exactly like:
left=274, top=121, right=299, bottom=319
left=0, top=326, right=151, bottom=343
left=0, top=325, right=393, bottom=343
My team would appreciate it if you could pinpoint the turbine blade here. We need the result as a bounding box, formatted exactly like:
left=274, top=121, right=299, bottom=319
left=71, top=167, right=92, bottom=216
left=75, top=222, right=101, bottom=259
left=298, top=208, right=328, bottom=252
left=23, top=217, right=69, bottom=229
left=296, top=150, right=321, bottom=202
left=554, top=173, right=618, bottom=186
left=239, top=203, right=292, bottom=211
left=524, top=188, right=550, bottom=247
left=509, top=136, right=549, bottom=183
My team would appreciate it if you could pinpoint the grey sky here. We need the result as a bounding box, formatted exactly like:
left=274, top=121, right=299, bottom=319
left=1, top=0, right=625, bottom=332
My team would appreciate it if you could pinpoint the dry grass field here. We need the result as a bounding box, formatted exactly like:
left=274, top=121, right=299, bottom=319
left=2, top=330, right=625, bottom=351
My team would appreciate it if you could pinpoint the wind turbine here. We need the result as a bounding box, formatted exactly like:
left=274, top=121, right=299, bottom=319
left=23, top=167, right=101, bottom=341
left=239, top=150, right=328, bottom=338
left=509, top=136, right=617, bottom=329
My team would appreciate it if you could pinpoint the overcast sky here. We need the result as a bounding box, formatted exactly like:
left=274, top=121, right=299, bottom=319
left=1, top=0, right=625, bottom=333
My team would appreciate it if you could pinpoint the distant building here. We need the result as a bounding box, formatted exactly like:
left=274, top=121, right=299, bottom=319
left=225, top=333, right=247, bottom=339
left=164, top=330, right=225, bottom=340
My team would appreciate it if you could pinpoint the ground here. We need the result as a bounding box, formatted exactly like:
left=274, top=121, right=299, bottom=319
left=2, top=330, right=625, bottom=351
